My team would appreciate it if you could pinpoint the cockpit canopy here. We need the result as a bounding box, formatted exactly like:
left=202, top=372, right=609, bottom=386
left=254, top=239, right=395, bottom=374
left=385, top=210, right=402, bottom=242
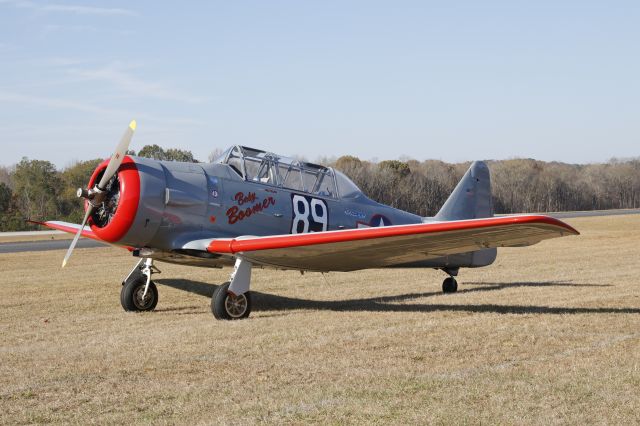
left=214, top=146, right=362, bottom=199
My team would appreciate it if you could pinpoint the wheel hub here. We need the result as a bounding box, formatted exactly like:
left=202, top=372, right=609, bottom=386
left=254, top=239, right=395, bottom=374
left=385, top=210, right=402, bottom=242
left=225, top=293, right=248, bottom=318
left=133, top=285, right=154, bottom=309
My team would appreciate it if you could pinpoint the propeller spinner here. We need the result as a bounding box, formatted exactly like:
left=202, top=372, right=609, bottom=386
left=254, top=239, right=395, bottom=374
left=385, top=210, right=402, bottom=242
left=62, top=120, right=137, bottom=267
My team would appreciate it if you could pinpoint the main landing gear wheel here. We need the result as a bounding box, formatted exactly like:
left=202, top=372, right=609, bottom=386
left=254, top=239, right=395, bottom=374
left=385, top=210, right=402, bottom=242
left=121, top=276, right=159, bottom=312
left=211, top=282, right=252, bottom=320
left=442, top=277, right=458, bottom=294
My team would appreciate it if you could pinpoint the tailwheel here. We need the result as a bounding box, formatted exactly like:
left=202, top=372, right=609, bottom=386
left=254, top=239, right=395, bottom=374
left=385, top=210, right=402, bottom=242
left=442, top=276, right=458, bottom=294
left=211, top=282, right=252, bottom=320
left=121, top=276, right=159, bottom=312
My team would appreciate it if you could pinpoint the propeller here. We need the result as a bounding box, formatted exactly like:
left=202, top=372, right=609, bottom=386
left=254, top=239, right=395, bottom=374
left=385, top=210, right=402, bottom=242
left=62, top=120, right=137, bottom=268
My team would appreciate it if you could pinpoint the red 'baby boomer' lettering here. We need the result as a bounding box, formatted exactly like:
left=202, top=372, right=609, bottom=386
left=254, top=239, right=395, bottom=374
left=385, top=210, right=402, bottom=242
left=227, top=192, right=276, bottom=224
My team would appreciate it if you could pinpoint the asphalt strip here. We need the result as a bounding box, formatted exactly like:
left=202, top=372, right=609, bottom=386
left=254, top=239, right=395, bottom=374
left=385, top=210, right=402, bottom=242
left=0, top=239, right=108, bottom=254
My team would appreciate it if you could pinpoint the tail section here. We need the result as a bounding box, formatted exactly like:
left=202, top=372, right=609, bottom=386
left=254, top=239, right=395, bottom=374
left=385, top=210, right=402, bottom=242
left=435, top=161, right=492, bottom=221
left=435, top=161, right=495, bottom=268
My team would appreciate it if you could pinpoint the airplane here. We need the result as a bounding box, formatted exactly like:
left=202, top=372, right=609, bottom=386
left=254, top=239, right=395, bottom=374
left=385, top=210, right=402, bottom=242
left=33, top=121, right=579, bottom=320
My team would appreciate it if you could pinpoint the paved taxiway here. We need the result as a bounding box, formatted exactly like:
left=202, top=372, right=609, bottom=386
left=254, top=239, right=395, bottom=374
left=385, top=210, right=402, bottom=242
left=0, top=239, right=107, bottom=254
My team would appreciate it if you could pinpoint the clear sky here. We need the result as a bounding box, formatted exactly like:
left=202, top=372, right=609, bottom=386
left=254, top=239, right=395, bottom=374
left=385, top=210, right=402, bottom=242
left=0, top=0, right=638, bottom=167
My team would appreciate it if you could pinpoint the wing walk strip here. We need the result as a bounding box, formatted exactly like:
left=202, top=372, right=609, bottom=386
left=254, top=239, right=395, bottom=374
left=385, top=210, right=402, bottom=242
left=207, top=215, right=579, bottom=254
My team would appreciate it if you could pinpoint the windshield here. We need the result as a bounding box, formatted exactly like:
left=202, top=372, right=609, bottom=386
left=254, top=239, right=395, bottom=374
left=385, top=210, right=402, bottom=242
left=334, top=170, right=362, bottom=198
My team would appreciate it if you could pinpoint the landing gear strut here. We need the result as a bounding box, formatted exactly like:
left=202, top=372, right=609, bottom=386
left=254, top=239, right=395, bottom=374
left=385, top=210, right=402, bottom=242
left=441, top=267, right=459, bottom=294
left=211, top=257, right=253, bottom=320
left=121, top=258, right=160, bottom=312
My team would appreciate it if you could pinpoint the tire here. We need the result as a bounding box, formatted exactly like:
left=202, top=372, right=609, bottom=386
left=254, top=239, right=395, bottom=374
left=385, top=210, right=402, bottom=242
left=121, top=276, right=159, bottom=312
left=442, top=277, right=458, bottom=294
left=211, top=282, right=252, bottom=320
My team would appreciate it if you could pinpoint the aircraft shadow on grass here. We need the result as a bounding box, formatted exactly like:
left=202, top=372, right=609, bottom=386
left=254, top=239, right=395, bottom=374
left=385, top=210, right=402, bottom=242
left=155, top=279, right=639, bottom=316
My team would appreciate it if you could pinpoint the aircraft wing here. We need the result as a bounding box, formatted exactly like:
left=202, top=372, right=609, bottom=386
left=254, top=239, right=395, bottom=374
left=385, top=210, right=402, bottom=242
left=205, top=215, right=579, bottom=272
left=29, top=220, right=100, bottom=241
left=30, top=220, right=140, bottom=252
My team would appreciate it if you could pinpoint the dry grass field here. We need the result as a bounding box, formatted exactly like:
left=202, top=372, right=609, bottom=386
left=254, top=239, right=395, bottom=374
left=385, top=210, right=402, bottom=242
left=1, top=215, right=639, bottom=424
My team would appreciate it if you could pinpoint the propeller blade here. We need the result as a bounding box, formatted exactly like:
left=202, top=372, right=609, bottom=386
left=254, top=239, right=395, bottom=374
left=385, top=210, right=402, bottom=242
left=98, top=119, right=136, bottom=189
left=61, top=206, right=93, bottom=268
left=63, top=120, right=137, bottom=268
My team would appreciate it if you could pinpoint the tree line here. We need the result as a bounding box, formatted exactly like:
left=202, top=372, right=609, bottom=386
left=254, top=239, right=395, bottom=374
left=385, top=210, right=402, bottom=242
left=333, top=156, right=640, bottom=216
left=0, top=145, right=638, bottom=231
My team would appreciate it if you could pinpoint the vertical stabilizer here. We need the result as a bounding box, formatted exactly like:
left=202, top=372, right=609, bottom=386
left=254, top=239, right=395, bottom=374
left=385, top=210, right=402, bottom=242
left=435, top=161, right=492, bottom=220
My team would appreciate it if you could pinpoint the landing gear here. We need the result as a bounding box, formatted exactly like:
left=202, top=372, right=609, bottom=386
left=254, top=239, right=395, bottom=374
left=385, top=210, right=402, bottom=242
left=442, top=276, right=458, bottom=294
left=121, top=258, right=160, bottom=312
left=211, top=257, right=253, bottom=320
left=121, top=277, right=158, bottom=311
left=441, top=267, right=459, bottom=294
left=211, top=282, right=252, bottom=320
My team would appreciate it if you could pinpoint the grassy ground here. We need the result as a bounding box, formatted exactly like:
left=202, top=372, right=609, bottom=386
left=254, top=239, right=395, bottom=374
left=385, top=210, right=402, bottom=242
left=1, top=215, right=639, bottom=424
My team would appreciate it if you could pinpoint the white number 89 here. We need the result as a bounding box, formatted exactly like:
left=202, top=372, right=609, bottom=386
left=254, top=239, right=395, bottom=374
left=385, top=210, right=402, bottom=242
left=292, top=195, right=328, bottom=233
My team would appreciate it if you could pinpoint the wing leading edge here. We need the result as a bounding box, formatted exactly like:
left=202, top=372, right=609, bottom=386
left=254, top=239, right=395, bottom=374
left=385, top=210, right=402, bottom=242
left=29, top=220, right=99, bottom=240
left=28, top=220, right=131, bottom=250
left=206, top=215, right=579, bottom=272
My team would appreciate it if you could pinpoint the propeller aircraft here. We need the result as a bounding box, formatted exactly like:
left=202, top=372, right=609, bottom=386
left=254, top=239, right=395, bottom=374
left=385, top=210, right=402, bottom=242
left=34, top=121, right=580, bottom=320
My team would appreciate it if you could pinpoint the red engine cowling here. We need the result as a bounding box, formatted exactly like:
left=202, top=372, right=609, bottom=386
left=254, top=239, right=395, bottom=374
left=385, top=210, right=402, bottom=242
left=86, top=156, right=141, bottom=243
